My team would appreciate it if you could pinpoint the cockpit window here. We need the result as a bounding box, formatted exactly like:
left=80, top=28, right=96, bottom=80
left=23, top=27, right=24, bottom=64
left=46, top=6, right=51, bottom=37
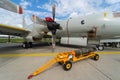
left=113, top=12, right=120, bottom=18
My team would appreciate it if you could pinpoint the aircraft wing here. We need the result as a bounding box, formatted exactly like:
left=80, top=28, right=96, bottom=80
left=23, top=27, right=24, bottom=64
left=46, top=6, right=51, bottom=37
left=0, top=0, right=23, bottom=14
left=0, top=24, right=30, bottom=37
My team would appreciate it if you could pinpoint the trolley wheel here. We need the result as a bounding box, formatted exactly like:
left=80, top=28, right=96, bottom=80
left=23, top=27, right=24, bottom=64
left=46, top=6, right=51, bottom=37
left=63, top=61, right=72, bottom=71
left=93, top=54, right=99, bottom=61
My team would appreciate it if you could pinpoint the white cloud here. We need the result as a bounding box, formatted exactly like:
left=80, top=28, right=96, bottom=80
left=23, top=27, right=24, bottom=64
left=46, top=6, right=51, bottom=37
left=25, top=10, right=52, bottom=18
left=17, top=0, right=120, bottom=21
left=106, top=0, right=120, bottom=4
left=20, top=0, right=32, bottom=9
left=39, top=0, right=120, bottom=19
left=0, top=8, right=22, bottom=27
left=69, top=12, right=80, bottom=18
left=39, top=0, right=103, bottom=18
left=0, top=0, right=120, bottom=30
left=0, top=8, right=32, bottom=28
left=104, top=3, right=120, bottom=12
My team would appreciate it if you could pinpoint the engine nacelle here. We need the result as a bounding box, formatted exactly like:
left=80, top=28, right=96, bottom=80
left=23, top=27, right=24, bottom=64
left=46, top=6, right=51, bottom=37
left=25, top=35, right=43, bottom=42
left=32, top=36, right=42, bottom=41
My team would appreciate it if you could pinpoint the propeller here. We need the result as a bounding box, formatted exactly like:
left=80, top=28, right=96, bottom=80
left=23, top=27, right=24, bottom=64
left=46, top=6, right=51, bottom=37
left=51, top=4, right=56, bottom=52
left=31, top=4, right=62, bottom=52
left=48, top=4, right=61, bottom=52
left=52, top=4, right=56, bottom=21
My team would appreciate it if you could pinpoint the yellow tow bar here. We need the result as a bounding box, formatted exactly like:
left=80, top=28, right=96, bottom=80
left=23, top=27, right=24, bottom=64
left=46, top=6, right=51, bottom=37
left=27, top=58, right=57, bottom=79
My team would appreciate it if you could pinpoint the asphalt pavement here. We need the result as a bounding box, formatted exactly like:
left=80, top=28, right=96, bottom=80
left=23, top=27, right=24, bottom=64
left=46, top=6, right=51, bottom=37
left=0, top=43, right=120, bottom=80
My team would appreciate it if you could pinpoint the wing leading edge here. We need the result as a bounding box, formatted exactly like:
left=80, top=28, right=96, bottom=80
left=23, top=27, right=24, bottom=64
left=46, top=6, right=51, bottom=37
left=0, top=24, right=30, bottom=37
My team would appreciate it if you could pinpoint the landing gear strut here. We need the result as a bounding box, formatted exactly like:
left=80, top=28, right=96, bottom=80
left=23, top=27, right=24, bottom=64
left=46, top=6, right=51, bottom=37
left=23, top=42, right=32, bottom=48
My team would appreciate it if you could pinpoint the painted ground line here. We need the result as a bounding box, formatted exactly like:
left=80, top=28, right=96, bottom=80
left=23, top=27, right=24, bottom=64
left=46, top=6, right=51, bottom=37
left=0, top=51, right=120, bottom=57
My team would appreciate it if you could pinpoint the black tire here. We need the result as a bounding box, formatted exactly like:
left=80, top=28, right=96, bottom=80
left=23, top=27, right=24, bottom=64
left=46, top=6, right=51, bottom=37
left=23, top=42, right=28, bottom=48
left=23, top=42, right=33, bottom=48
left=29, top=42, right=33, bottom=48
left=63, top=61, right=72, bottom=71
left=93, top=54, right=99, bottom=61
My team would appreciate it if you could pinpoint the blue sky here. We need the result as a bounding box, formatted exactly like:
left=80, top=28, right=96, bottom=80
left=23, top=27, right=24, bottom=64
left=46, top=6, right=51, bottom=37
left=10, top=0, right=120, bottom=18
left=11, top=0, right=56, bottom=18
left=0, top=0, right=120, bottom=28
left=11, top=0, right=51, bottom=11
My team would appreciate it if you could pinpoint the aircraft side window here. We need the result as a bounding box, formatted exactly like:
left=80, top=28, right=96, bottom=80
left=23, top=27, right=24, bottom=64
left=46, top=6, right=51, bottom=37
left=81, top=20, right=85, bottom=25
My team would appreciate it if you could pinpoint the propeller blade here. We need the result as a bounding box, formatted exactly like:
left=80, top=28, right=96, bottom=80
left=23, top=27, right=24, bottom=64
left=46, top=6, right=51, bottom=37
left=51, top=34, right=56, bottom=52
left=52, top=4, right=56, bottom=21
left=31, top=15, right=47, bottom=26
left=0, top=0, right=23, bottom=14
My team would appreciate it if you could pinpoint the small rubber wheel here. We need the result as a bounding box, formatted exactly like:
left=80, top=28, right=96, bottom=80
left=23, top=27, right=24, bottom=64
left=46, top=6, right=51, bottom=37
left=93, top=54, right=99, bottom=61
left=63, top=61, right=72, bottom=71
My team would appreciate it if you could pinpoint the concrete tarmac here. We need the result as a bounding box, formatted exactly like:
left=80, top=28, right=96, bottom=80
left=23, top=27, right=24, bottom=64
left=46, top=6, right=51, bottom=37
left=0, top=43, right=120, bottom=80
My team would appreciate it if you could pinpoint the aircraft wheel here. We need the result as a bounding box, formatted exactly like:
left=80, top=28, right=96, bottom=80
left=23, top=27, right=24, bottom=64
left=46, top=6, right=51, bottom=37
left=23, top=42, right=33, bottom=48
left=28, top=42, right=33, bottom=48
left=97, top=45, right=104, bottom=51
left=93, top=54, right=99, bottom=61
left=63, top=61, right=72, bottom=71
left=23, top=42, right=29, bottom=48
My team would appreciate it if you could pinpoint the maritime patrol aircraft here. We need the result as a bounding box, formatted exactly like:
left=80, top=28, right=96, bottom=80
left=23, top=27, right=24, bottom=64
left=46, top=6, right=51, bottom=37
left=0, top=0, right=120, bottom=51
